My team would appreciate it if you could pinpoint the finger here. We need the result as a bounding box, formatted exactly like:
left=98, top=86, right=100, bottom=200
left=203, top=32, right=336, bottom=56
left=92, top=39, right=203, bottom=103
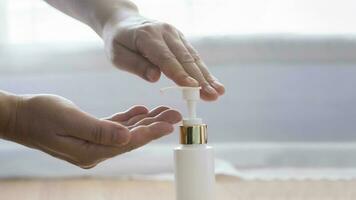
left=135, top=34, right=198, bottom=87
left=179, top=33, right=225, bottom=94
left=210, top=79, right=225, bottom=95
left=59, top=119, right=174, bottom=166
left=164, top=32, right=219, bottom=101
left=57, top=121, right=175, bottom=167
left=163, top=32, right=204, bottom=84
left=124, top=106, right=170, bottom=126
left=195, top=59, right=225, bottom=95
left=83, top=119, right=131, bottom=146
left=122, top=122, right=174, bottom=153
left=147, top=106, right=171, bottom=117
left=122, top=113, right=147, bottom=126
left=109, top=105, right=149, bottom=122
left=181, top=35, right=225, bottom=95
left=129, top=109, right=182, bottom=128
left=196, top=62, right=225, bottom=96
left=111, top=42, right=161, bottom=82
left=60, top=109, right=131, bottom=146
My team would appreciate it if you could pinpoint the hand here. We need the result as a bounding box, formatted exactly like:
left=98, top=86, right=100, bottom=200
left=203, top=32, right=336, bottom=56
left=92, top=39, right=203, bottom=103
left=4, top=94, right=181, bottom=169
left=102, top=14, right=225, bottom=101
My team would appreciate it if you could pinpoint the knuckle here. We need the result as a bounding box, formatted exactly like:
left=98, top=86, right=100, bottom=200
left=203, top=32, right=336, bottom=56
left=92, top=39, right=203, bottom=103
left=135, top=27, right=159, bottom=51
left=177, top=52, right=194, bottom=63
left=109, top=127, right=119, bottom=144
left=160, top=22, right=175, bottom=31
left=136, top=25, right=156, bottom=37
left=135, top=29, right=149, bottom=38
left=141, top=24, right=156, bottom=32
left=201, top=80, right=211, bottom=86
left=191, top=53, right=201, bottom=61
left=92, top=125, right=104, bottom=144
left=134, top=29, right=153, bottom=50
left=152, top=51, right=176, bottom=66
left=206, top=74, right=217, bottom=82
left=159, top=51, right=176, bottom=61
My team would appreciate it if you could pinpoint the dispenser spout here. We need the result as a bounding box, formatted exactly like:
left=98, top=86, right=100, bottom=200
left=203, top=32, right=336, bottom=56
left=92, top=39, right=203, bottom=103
left=160, top=86, right=203, bottom=126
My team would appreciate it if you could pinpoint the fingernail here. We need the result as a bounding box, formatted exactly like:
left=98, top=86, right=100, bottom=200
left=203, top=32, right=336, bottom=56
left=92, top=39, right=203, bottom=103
left=204, top=85, right=217, bottom=95
left=185, top=77, right=199, bottom=86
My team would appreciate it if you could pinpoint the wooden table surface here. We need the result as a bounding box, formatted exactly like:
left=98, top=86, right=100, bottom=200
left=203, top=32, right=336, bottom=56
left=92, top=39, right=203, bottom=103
left=1, top=176, right=356, bottom=200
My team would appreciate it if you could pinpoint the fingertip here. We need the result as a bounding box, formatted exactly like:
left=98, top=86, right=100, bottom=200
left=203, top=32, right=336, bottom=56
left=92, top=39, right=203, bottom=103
left=130, top=105, right=149, bottom=114
left=109, top=105, right=149, bottom=122
left=145, top=67, right=161, bottom=82
left=148, top=106, right=170, bottom=117
left=211, top=80, right=225, bottom=95
left=160, top=109, right=182, bottom=124
left=171, top=109, right=183, bottom=123
left=152, top=105, right=170, bottom=111
left=200, top=90, right=219, bottom=101
left=200, top=85, right=219, bottom=101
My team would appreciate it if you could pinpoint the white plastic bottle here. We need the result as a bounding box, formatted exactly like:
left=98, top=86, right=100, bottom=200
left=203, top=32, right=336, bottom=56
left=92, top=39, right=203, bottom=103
left=161, top=87, right=215, bottom=200
left=174, top=126, right=215, bottom=200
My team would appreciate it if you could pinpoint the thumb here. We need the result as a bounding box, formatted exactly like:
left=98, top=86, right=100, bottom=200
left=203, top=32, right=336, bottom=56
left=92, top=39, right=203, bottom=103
left=90, top=119, right=131, bottom=146
left=69, top=117, right=131, bottom=146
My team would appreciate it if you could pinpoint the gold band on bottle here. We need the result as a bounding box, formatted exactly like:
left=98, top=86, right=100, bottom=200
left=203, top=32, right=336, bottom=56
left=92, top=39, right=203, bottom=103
left=179, top=125, right=207, bottom=144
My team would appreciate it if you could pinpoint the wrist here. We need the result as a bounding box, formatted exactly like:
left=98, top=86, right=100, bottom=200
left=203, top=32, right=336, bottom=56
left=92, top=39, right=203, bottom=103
left=91, top=0, right=139, bottom=36
left=0, top=92, right=21, bottom=139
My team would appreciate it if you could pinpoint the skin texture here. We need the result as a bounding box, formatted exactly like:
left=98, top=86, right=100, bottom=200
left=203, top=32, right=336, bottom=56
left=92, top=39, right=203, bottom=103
left=44, top=0, right=225, bottom=101
left=1, top=93, right=181, bottom=168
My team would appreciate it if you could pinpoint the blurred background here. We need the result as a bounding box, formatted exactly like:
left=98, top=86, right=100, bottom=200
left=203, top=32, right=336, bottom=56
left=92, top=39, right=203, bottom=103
left=0, top=0, right=356, bottom=179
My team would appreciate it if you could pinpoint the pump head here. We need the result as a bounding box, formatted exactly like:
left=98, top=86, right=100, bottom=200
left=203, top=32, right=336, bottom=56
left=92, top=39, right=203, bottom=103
left=160, top=86, right=203, bottom=126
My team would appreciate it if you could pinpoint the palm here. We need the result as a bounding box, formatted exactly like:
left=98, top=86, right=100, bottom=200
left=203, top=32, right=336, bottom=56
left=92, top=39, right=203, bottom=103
left=11, top=95, right=181, bottom=168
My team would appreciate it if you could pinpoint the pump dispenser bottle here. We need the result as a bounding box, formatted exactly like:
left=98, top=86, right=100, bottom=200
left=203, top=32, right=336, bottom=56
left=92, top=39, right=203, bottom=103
left=161, top=87, right=215, bottom=200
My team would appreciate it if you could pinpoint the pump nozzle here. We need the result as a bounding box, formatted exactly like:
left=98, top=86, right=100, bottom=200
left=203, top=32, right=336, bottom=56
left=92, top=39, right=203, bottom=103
left=160, top=86, right=203, bottom=126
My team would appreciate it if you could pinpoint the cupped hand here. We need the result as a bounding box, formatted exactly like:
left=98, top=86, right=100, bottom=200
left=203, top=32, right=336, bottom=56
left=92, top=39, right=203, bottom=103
left=102, top=14, right=225, bottom=101
left=6, top=95, right=181, bottom=168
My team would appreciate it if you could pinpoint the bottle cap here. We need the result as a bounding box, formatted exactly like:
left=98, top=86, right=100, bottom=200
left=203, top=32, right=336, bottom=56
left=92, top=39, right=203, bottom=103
left=180, top=125, right=207, bottom=144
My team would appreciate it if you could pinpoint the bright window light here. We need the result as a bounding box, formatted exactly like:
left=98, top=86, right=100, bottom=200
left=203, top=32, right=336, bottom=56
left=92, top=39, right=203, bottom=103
left=3, top=0, right=356, bottom=44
